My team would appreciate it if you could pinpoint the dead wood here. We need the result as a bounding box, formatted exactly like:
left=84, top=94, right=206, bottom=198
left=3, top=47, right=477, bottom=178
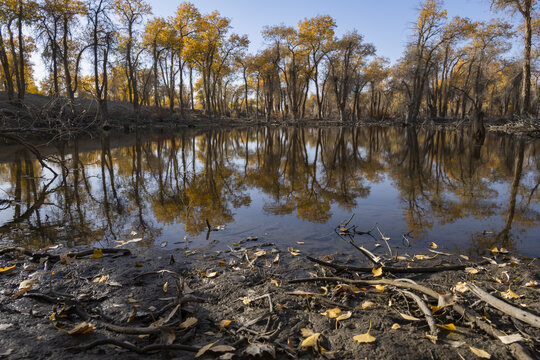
left=467, top=283, right=540, bottom=328
left=306, top=255, right=480, bottom=274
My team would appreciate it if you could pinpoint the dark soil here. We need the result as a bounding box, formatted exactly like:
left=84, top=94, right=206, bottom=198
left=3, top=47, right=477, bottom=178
left=0, top=239, right=538, bottom=359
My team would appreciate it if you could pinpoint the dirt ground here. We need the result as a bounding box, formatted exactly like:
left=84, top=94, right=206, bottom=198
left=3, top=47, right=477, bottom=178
left=0, top=238, right=538, bottom=360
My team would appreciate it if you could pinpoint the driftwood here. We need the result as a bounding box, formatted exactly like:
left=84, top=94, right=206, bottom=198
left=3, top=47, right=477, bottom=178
left=467, top=283, right=540, bottom=328
left=289, top=276, right=534, bottom=360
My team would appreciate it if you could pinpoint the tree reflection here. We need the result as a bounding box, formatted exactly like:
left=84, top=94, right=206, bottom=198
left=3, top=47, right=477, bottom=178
left=0, top=126, right=539, bottom=253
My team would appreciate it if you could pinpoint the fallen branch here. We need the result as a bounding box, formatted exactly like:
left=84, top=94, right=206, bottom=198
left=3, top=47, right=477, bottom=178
left=306, top=256, right=477, bottom=274
left=67, top=338, right=199, bottom=354
left=467, top=283, right=540, bottom=328
left=0, top=247, right=131, bottom=262
left=402, top=290, right=439, bottom=339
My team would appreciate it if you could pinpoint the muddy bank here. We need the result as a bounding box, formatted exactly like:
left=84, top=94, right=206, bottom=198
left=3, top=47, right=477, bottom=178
left=0, top=239, right=538, bottom=360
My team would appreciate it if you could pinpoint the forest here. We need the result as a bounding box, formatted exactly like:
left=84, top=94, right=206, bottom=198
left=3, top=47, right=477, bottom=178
left=0, top=0, right=538, bottom=126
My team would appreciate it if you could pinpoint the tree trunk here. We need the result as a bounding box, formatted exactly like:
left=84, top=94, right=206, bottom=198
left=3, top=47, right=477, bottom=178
left=521, top=6, right=531, bottom=115
left=16, top=0, right=25, bottom=100
left=0, top=29, right=14, bottom=101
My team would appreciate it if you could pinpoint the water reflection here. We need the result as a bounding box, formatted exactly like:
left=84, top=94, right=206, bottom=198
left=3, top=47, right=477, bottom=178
left=0, top=126, right=539, bottom=256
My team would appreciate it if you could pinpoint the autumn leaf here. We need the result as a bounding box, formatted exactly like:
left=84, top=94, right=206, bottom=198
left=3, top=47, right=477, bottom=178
left=429, top=242, right=438, bottom=249
left=391, top=323, right=401, bottom=330
left=179, top=317, right=198, bottom=330
left=372, top=284, right=385, bottom=292
left=465, top=267, right=479, bottom=274
left=372, top=267, right=383, bottom=277
left=469, top=346, right=491, bottom=359
left=289, top=248, right=301, bottom=256
left=336, top=311, right=352, bottom=321
left=358, top=301, right=376, bottom=310
left=195, top=340, right=220, bottom=358
left=68, top=322, right=95, bottom=335
left=525, top=280, right=538, bottom=287
left=19, top=279, right=38, bottom=290
left=219, top=320, right=232, bottom=329
left=0, top=265, right=16, bottom=273
left=400, top=313, right=421, bottom=321
left=353, top=321, right=376, bottom=344
left=90, top=248, right=103, bottom=258
left=437, top=323, right=457, bottom=331
left=301, top=331, right=321, bottom=348
left=501, top=288, right=520, bottom=299
left=320, top=308, right=341, bottom=319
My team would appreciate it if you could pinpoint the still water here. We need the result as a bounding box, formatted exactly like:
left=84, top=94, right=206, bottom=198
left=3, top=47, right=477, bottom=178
left=0, top=126, right=539, bottom=257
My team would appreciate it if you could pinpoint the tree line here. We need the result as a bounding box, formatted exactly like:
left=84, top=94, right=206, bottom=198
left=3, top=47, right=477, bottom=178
left=0, top=0, right=538, bottom=124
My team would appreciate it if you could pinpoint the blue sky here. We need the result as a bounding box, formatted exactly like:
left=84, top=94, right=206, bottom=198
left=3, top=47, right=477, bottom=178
left=147, top=0, right=519, bottom=64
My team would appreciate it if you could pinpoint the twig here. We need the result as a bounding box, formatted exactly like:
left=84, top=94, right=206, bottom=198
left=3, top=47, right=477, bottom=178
left=467, top=283, right=540, bottom=328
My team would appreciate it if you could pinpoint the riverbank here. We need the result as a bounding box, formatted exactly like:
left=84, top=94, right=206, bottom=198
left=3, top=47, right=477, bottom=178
left=1, top=92, right=539, bottom=142
left=0, top=236, right=538, bottom=359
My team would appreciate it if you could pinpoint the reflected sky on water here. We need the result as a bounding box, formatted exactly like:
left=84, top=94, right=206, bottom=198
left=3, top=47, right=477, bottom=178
left=0, top=126, right=539, bottom=257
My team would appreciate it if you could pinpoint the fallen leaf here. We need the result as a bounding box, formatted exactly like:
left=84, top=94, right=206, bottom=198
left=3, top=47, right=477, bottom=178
left=289, top=248, right=301, bottom=256
left=273, top=254, right=280, bottom=264
left=426, top=333, right=438, bottom=344
left=163, top=282, right=168, bottom=293
left=400, top=313, right=421, bottom=321
left=359, top=301, right=376, bottom=310
left=372, top=267, right=383, bottom=277
left=460, top=255, right=470, bottom=261
left=160, top=241, right=167, bottom=248
left=218, top=261, right=225, bottom=266
left=429, top=242, right=438, bottom=249
left=453, top=282, right=468, bottom=293
left=391, top=323, right=401, bottom=330
left=203, top=271, right=218, bottom=278
left=195, top=340, right=220, bottom=358
left=218, top=353, right=235, bottom=360
left=254, top=250, right=266, bottom=257
left=0, top=265, right=16, bottom=273
left=501, top=288, right=520, bottom=300
left=270, top=279, right=280, bottom=287
left=497, top=334, right=523, bottom=344
left=68, top=322, right=95, bottom=335
left=437, top=294, right=456, bottom=307
left=524, top=280, right=537, bottom=287
left=219, top=320, right=232, bottom=329
left=336, top=311, right=352, bottom=321
left=396, top=256, right=408, bottom=260
left=210, top=345, right=236, bottom=353
left=92, top=274, right=109, bottom=283
left=469, top=346, right=491, bottom=359
left=240, top=297, right=252, bottom=304
left=437, top=323, right=457, bottom=331
left=353, top=321, right=376, bottom=344
left=320, top=308, right=341, bottom=319
left=430, top=305, right=443, bottom=314
left=90, top=248, right=103, bottom=258
left=19, top=279, right=38, bottom=290
left=301, top=332, right=321, bottom=347
left=301, top=328, right=315, bottom=337
left=490, top=246, right=499, bottom=254
left=296, top=241, right=305, bottom=244
left=335, top=284, right=363, bottom=294
left=372, top=284, right=385, bottom=292
left=179, top=317, right=198, bottom=330
left=465, top=267, right=479, bottom=274
left=134, top=262, right=143, bottom=267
